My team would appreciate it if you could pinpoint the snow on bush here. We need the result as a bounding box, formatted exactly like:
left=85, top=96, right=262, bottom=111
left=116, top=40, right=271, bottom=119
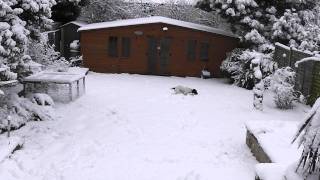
left=14, top=55, right=43, bottom=80
left=0, top=65, right=17, bottom=81
left=70, top=56, right=83, bottom=67
left=27, top=34, right=70, bottom=71
left=27, top=93, right=54, bottom=106
left=271, top=67, right=296, bottom=109
left=0, top=94, right=54, bottom=133
left=293, top=98, right=320, bottom=178
left=221, top=49, right=276, bottom=90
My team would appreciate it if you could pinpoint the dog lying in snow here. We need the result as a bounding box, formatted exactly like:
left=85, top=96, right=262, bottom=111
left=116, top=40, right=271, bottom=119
left=172, top=85, right=198, bottom=95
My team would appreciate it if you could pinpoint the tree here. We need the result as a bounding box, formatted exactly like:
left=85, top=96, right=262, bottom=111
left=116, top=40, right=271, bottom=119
left=51, top=0, right=88, bottom=23
left=220, top=49, right=275, bottom=90
left=79, top=0, right=216, bottom=27
left=196, top=0, right=320, bottom=50
left=0, top=0, right=55, bottom=92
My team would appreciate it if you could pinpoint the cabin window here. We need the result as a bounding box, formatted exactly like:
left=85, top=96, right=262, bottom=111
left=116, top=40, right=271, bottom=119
left=121, top=37, right=131, bottom=58
left=187, top=40, right=197, bottom=61
left=108, top=36, right=118, bottom=57
left=200, top=42, right=209, bottom=61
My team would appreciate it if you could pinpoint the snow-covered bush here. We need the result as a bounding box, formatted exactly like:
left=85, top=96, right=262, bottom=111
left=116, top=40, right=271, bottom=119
left=271, top=67, right=296, bottom=109
left=293, top=98, right=320, bottom=177
left=0, top=65, right=17, bottom=81
left=14, top=55, right=42, bottom=81
left=70, top=56, right=83, bottom=67
left=27, top=34, right=70, bottom=71
left=0, top=93, right=53, bottom=133
left=221, top=49, right=276, bottom=90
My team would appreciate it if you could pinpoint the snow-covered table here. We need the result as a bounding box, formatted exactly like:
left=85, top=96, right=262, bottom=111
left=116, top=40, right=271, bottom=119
left=22, top=68, right=89, bottom=102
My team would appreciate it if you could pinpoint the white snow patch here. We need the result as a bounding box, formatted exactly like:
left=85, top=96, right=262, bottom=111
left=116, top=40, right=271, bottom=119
left=0, top=136, right=24, bottom=163
left=246, top=120, right=302, bottom=165
left=0, top=73, right=309, bottom=180
left=255, top=163, right=288, bottom=180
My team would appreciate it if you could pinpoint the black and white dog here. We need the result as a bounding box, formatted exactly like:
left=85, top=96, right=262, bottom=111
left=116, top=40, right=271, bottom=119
left=172, top=85, right=198, bottom=95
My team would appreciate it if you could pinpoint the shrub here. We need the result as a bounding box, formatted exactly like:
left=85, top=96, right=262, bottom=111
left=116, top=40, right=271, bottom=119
left=221, top=49, right=276, bottom=90
left=271, top=67, right=296, bottom=109
left=0, top=94, right=54, bottom=133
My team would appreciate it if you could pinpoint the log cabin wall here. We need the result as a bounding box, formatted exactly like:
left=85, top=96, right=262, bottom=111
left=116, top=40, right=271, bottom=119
left=80, top=23, right=238, bottom=77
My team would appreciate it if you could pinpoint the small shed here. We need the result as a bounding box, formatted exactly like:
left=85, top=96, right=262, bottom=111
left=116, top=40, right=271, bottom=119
left=47, top=21, right=87, bottom=59
left=22, top=68, right=89, bottom=103
left=78, top=16, right=239, bottom=77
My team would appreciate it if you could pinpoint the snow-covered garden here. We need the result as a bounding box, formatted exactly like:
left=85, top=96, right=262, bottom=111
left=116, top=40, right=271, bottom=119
left=2, top=0, right=320, bottom=179
left=0, top=73, right=310, bottom=180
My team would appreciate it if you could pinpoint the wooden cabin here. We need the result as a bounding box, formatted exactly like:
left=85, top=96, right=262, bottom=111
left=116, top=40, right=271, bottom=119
left=78, top=16, right=238, bottom=77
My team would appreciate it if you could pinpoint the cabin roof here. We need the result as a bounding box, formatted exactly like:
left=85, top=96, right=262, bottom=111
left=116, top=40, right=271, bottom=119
left=78, top=16, right=238, bottom=38
left=60, top=21, right=88, bottom=28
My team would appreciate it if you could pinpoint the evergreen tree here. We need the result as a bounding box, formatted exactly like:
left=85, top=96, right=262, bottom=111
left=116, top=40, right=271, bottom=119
left=196, top=0, right=320, bottom=49
left=51, top=0, right=88, bottom=23
left=0, top=0, right=55, bottom=93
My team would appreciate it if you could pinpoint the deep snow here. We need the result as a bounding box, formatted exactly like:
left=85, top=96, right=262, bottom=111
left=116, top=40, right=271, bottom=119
left=0, top=73, right=309, bottom=180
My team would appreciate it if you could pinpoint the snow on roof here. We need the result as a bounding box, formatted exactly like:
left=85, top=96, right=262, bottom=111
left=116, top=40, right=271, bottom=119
left=61, top=21, right=88, bottom=28
left=43, top=29, right=60, bottom=34
left=275, top=42, right=291, bottom=50
left=78, top=16, right=238, bottom=38
left=295, top=56, right=320, bottom=68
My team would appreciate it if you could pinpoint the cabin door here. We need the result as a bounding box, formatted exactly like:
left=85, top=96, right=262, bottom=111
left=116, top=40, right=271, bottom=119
left=147, top=37, right=158, bottom=75
left=147, top=37, right=172, bottom=75
left=159, top=37, right=172, bottom=75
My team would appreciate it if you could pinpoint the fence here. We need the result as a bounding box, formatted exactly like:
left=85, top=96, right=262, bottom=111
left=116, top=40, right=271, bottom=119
left=274, top=43, right=320, bottom=105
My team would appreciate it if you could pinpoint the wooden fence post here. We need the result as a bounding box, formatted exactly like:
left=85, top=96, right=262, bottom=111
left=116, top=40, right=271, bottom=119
left=289, top=47, right=293, bottom=67
left=7, top=115, right=11, bottom=138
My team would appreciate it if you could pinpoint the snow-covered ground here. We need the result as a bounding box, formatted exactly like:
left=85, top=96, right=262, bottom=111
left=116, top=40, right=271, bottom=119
left=0, top=73, right=309, bottom=180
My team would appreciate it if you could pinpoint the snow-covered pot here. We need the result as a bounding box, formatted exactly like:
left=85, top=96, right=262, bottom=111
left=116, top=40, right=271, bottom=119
left=201, top=70, right=212, bottom=79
